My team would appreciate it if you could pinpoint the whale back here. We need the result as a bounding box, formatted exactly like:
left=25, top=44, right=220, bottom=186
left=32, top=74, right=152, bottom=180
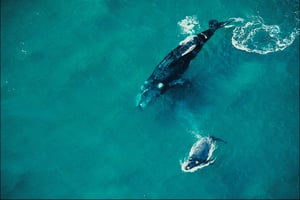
left=189, top=138, right=210, bottom=162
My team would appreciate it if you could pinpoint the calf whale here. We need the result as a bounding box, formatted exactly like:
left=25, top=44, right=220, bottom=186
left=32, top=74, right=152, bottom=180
left=181, top=136, right=226, bottom=172
left=136, top=19, right=233, bottom=109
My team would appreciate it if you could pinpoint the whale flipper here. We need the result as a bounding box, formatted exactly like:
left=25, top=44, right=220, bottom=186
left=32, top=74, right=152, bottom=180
left=210, top=136, right=227, bottom=143
left=168, top=78, right=188, bottom=88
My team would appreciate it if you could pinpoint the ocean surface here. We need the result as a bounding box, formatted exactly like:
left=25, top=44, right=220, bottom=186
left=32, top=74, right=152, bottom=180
left=1, top=0, right=299, bottom=199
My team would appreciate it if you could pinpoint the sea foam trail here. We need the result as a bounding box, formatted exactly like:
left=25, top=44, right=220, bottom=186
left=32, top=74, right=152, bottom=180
left=228, top=16, right=299, bottom=54
left=174, top=101, right=200, bottom=134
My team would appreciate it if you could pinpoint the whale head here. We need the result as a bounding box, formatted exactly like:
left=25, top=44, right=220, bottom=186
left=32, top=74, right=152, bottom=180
left=136, top=81, right=163, bottom=109
left=184, top=157, right=202, bottom=171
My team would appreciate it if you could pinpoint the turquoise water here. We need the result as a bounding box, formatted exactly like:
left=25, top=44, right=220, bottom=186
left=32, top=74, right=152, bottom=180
left=1, top=0, right=299, bottom=199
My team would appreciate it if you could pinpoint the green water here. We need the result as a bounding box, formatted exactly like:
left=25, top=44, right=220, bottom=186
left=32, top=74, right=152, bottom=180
left=1, top=0, right=299, bottom=199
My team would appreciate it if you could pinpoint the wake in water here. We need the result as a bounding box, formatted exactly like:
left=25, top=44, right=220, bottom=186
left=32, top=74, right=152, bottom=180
left=228, top=16, right=299, bottom=54
left=174, top=101, right=200, bottom=134
left=178, top=15, right=299, bottom=55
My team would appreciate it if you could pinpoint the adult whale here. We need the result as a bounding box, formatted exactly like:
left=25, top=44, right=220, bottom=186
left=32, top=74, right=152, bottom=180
left=136, top=19, right=233, bottom=109
left=181, top=136, right=226, bottom=172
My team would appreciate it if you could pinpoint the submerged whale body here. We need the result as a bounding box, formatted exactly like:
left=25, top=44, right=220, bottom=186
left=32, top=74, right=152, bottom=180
left=181, top=136, right=226, bottom=172
left=136, top=19, right=233, bottom=109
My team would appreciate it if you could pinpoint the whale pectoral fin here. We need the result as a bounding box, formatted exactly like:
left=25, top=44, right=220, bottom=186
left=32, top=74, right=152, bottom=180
left=209, top=136, right=227, bottom=144
left=168, top=78, right=189, bottom=88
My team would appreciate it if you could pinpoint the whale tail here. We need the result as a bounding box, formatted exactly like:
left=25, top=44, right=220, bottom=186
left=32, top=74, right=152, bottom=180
left=218, top=19, right=234, bottom=28
left=209, top=19, right=234, bottom=30
left=209, top=136, right=227, bottom=143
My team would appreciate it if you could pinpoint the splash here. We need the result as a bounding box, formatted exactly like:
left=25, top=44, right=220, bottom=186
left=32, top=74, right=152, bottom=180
left=230, top=16, right=299, bottom=54
left=178, top=15, right=201, bottom=36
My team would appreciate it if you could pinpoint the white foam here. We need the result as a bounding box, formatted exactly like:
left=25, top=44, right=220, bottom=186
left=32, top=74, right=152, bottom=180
left=230, top=16, right=299, bottom=54
left=178, top=15, right=201, bottom=36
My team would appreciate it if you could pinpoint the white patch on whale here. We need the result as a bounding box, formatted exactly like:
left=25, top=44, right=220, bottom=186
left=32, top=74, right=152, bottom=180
left=179, top=35, right=197, bottom=45
left=181, top=44, right=196, bottom=56
left=157, top=82, right=164, bottom=89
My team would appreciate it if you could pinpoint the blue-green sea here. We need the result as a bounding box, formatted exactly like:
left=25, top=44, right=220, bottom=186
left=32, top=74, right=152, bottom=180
left=1, top=0, right=299, bottom=199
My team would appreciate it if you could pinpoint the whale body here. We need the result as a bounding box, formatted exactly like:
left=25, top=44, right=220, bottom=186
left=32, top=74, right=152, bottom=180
left=181, top=136, right=226, bottom=172
left=136, top=19, right=233, bottom=109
